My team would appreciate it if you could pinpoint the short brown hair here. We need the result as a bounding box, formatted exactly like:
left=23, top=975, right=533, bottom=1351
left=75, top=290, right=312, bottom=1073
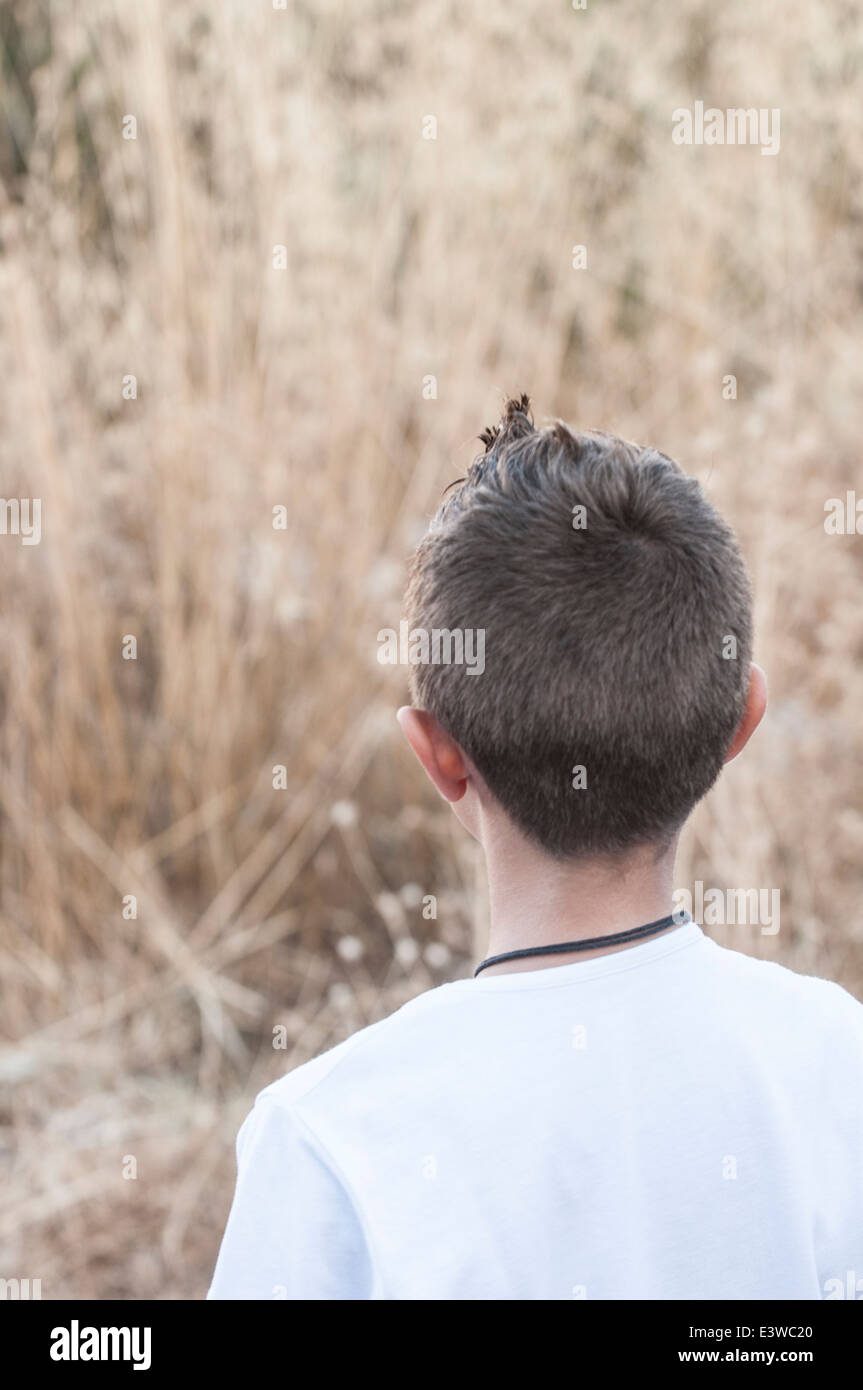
left=404, top=395, right=753, bottom=857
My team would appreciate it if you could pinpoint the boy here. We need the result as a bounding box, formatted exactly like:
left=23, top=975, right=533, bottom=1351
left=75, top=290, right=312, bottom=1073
left=209, top=396, right=863, bottom=1300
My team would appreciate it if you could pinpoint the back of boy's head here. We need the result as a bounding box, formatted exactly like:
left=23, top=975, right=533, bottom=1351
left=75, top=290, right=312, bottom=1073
left=404, top=394, right=753, bottom=858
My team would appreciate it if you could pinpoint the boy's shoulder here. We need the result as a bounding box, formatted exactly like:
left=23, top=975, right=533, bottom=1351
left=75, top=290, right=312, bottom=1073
left=253, top=979, right=464, bottom=1113
left=701, top=934, right=863, bottom=1053
left=703, top=933, right=862, bottom=1011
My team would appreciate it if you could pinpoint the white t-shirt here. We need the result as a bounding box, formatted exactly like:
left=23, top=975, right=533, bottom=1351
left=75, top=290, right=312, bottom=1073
left=207, top=922, right=863, bottom=1300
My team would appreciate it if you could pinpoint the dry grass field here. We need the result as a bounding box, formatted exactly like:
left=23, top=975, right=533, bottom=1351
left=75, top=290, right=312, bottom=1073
left=1, top=0, right=862, bottom=1298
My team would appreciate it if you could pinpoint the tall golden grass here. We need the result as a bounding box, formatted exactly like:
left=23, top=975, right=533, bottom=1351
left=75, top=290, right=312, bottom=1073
left=0, top=0, right=861, bottom=1297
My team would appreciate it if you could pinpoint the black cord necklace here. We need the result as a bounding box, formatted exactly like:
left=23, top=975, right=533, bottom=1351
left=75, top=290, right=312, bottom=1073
left=473, top=911, right=690, bottom=977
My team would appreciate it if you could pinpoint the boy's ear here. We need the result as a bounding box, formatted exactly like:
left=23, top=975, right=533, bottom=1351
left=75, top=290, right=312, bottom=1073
left=396, top=707, right=470, bottom=803
left=724, top=662, right=767, bottom=763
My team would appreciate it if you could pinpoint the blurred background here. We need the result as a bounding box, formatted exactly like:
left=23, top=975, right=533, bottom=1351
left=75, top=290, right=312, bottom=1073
left=1, top=0, right=861, bottom=1299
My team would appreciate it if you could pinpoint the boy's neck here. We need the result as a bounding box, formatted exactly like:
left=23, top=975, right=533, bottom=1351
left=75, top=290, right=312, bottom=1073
left=480, top=821, right=679, bottom=976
